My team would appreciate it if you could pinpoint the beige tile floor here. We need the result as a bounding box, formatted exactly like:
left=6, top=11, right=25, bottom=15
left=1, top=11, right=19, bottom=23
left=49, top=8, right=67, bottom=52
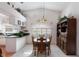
left=12, top=44, right=69, bottom=57
left=0, top=45, right=15, bottom=57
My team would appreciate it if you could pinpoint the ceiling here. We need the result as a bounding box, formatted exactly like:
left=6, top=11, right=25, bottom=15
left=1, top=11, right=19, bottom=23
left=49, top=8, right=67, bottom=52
left=9, top=2, right=71, bottom=12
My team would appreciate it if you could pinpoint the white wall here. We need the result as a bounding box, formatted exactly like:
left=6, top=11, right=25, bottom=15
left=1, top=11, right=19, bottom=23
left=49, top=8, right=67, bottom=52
left=61, top=2, right=79, bottom=56
left=23, top=8, right=60, bottom=44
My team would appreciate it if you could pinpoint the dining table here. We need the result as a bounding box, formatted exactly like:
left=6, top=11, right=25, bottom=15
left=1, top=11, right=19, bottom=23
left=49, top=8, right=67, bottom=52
left=34, top=38, right=50, bottom=42
left=33, top=37, right=50, bottom=54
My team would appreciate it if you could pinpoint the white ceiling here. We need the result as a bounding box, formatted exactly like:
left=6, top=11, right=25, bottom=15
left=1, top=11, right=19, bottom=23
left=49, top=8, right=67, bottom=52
left=10, top=2, right=70, bottom=12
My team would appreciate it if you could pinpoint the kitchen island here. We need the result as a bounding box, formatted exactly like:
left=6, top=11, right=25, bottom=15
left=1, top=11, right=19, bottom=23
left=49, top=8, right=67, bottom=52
left=5, top=36, right=27, bottom=53
left=0, top=35, right=27, bottom=57
left=0, top=31, right=30, bottom=56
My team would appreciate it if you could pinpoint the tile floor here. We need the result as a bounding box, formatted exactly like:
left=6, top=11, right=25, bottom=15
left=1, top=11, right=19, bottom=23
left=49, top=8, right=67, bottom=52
left=12, top=44, right=69, bottom=57
left=0, top=45, right=15, bottom=57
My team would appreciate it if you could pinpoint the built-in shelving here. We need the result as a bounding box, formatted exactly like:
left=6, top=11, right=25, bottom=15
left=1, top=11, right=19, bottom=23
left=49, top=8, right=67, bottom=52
left=57, top=16, right=76, bottom=55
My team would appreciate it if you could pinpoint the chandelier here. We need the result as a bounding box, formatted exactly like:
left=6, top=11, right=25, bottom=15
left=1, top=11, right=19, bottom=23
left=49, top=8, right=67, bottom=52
left=38, top=16, right=47, bottom=23
left=37, top=2, right=48, bottom=24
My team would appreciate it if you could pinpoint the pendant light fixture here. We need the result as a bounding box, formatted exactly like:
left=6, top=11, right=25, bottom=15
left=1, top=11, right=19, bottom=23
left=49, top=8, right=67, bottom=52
left=20, top=2, right=24, bottom=4
left=38, top=2, right=47, bottom=24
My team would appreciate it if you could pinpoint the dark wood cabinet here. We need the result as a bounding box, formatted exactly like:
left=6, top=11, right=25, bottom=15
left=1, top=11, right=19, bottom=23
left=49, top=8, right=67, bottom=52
left=57, top=16, right=76, bottom=55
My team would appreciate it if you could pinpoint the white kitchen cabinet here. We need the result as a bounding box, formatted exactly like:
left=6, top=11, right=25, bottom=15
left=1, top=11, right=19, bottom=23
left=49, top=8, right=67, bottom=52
left=0, top=36, right=6, bottom=45
left=11, top=16, right=26, bottom=27
left=0, top=13, right=9, bottom=25
left=16, top=37, right=27, bottom=51
left=17, top=18, right=26, bottom=27
left=21, top=21, right=26, bottom=27
left=6, top=37, right=16, bottom=52
left=0, top=3, right=27, bottom=26
left=5, top=25, right=20, bottom=33
left=0, top=24, right=20, bottom=34
left=6, top=36, right=27, bottom=52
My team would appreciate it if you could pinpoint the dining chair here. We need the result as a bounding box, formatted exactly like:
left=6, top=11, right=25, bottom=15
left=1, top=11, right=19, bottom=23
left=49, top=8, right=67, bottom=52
left=45, top=35, right=52, bottom=56
left=37, top=37, right=47, bottom=56
left=32, top=36, right=38, bottom=56
left=0, top=48, right=2, bottom=57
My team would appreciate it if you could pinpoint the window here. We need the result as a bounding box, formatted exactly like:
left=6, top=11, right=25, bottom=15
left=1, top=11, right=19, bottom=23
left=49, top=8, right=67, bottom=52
left=32, top=24, right=51, bottom=38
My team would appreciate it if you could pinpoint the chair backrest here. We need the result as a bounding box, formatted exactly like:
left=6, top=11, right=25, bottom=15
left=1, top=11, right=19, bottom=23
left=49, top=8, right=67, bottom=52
left=32, top=36, right=35, bottom=47
left=38, top=37, right=46, bottom=42
left=48, top=35, right=52, bottom=45
left=32, top=36, right=38, bottom=47
left=37, top=37, right=46, bottom=50
left=0, top=48, right=2, bottom=57
left=32, top=36, right=34, bottom=42
left=49, top=36, right=52, bottom=42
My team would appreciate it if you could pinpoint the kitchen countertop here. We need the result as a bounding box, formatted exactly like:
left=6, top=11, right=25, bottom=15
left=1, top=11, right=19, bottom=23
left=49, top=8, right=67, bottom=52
left=0, top=32, right=30, bottom=38
left=0, top=35, right=26, bottom=38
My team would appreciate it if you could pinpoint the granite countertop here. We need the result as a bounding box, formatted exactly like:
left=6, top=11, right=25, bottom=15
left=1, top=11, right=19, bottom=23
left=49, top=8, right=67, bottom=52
left=0, top=35, right=26, bottom=38
left=4, top=35, right=19, bottom=38
left=0, top=32, right=30, bottom=38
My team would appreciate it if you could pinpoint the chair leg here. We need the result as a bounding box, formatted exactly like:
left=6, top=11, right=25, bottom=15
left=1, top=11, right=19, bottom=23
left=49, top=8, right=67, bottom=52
left=48, top=47, right=51, bottom=56
left=48, top=50, right=49, bottom=56
left=45, top=49, right=46, bottom=56
left=34, top=50, right=35, bottom=56
left=33, top=47, right=37, bottom=56
left=50, top=49, right=51, bottom=55
left=37, top=50, right=39, bottom=56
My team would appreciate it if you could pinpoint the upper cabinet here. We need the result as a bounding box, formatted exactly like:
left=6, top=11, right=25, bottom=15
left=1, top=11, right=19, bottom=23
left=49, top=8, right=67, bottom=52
left=0, top=13, right=9, bottom=24
left=0, top=3, right=27, bottom=33
left=0, top=2, right=27, bottom=26
left=15, top=16, right=26, bottom=27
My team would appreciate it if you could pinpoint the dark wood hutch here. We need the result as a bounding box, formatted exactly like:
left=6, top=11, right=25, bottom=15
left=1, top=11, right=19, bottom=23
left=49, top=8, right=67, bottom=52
left=57, top=16, right=76, bottom=55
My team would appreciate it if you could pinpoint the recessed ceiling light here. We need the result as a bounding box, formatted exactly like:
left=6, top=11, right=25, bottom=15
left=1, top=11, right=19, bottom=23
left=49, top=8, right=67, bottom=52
left=20, top=2, right=24, bottom=4
left=15, top=8, right=21, bottom=12
left=7, top=2, right=10, bottom=5
left=12, top=5, right=14, bottom=8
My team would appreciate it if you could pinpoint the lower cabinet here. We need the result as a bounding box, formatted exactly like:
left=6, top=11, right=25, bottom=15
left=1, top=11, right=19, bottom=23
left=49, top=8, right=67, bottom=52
left=6, top=36, right=27, bottom=53
left=57, top=16, right=76, bottom=55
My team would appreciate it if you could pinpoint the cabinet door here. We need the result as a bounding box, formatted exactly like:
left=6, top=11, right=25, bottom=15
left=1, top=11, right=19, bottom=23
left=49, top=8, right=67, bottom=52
left=0, top=36, right=5, bottom=45
left=0, top=14, right=9, bottom=24
left=21, top=21, right=23, bottom=26
left=6, top=38, right=16, bottom=52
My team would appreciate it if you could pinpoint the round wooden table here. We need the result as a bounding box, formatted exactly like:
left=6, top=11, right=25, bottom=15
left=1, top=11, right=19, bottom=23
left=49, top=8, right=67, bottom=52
left=34, top=37, right=50, bottom=54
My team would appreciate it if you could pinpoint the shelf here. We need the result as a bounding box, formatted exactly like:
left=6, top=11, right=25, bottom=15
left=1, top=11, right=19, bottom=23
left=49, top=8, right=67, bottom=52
left=57, top=16, right=76, bottom=55
left=59, top=19, right=67, bottom=23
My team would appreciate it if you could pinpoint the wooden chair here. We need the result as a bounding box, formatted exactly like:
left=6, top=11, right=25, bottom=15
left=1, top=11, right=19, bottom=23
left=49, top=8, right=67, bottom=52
left=45, top=36, right=52, bottom=55
left=37, top=37, right=46, bottom=56
left=0, top=48, right=2, bottom=57
left=32, top=36, right=38, bottom=56
left=32, top=35, right=52, bottom=56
